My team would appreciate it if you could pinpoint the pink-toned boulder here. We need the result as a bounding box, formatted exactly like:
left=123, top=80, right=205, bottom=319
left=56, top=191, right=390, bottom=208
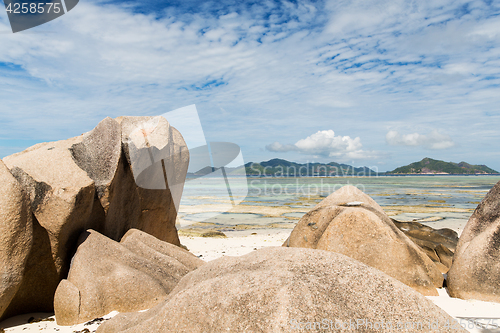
left=70, top=117, right=141, bottom=241
left=284, top=185, right=443, bottom=296
left=448, top=180, right=500, bottom=302
left=96, top=247, right=464, bottom=333
left=116, top=116, right=189, bottom=246
left=0, top=160, right=33, bottom=320
left=54, top=229, right=204, bottom=325
left=3, top=135, right=97, bottom=315
left=1, top=116, right=190, bottom=318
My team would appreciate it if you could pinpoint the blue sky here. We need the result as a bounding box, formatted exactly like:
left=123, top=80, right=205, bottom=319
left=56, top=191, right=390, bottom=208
left=0, top=0, right=499, bottom=172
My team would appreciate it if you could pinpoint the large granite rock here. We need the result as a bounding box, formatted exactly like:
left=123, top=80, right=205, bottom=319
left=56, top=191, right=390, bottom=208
left=96, top=247, right=464, bottom=333
left=54, top=229, right=204, bottom=325
left=116, top=116, right=189, bottom=246
left=3, top=136, right=97, bottom=315
left=70, top=117, right=141, bottom=241
left=0, top=160, right=33, bottom=319
left=448, top=180, right=500, bottom=302
left=284, top=185, right=443, bottom=296
left=392, top=220, right=458, bottom=252
left=392, top=220, right=458, bottom=273
left=1, top=217, right=60, bottom=319
left=1, top=116, right=189, bottom=318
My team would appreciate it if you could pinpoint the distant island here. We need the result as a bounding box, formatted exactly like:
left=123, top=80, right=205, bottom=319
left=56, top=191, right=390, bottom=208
left=387, top=157, right=499, bottom=175
left=244, top=159, right=375, bottom=177
left=188, top=158, right=375, bottom=177
left=188, top=157, right=499, bottom=177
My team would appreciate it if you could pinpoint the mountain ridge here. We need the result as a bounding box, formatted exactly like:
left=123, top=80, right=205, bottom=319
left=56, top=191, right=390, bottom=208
left=244, top=158, right=376, bottom=176
left=387, top=157, right=499, bottom=175
left=188, top=157, right=499, bottom=177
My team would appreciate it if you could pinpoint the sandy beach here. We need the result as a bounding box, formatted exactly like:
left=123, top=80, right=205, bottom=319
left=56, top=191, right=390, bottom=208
left=3, top=0, right=500, bottom=328
left=2, top=175, right=500, bottom=332
left=1, top=226, right=500, bottom=333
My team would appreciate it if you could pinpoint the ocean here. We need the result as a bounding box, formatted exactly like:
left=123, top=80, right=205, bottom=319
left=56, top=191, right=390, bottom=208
left=177, top=175, right=500, bottom=232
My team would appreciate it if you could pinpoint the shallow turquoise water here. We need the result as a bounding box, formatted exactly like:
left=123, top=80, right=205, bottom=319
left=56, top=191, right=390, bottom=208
left=182, top=175, right=500, bottom=207
left=179, top=176, right=500, bottom=226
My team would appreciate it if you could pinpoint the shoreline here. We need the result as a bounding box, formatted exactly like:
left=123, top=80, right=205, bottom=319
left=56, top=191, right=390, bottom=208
left=176, top=201, right=474, bottom=239
left=3, top=176, right=499, bottom=333
left=3, top=227, right=499, bottom=333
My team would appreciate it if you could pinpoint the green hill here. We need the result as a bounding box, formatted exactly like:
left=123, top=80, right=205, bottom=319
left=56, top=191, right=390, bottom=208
left=388, top=158, right=499, bottom=175
left=245, top=158, right=376, bottom=177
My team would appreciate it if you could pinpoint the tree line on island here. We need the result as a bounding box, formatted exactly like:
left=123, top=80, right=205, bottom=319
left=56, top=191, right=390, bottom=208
left=388, top=157, right=498, bottom=175
left=189, top=157, right=499, bottom=177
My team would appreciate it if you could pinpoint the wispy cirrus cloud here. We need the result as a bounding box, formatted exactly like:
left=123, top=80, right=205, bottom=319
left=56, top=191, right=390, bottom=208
left=0, top=0, right=499, bottom=170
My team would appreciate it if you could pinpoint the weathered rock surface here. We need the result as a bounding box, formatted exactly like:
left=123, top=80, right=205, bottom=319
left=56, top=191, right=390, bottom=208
left=393, top=220, right=458, bottom=251
left=70, top=117, right=141, bottom=241
left=54, top=229, right=204, bottom=325
left=435, top=244, right=454, bottom=269
left=1, top=216, right=60, bottom=318
left=392, top=220, right=457, bottom=273
left=1, top=116, right=189, bottom=318
left=4, top=136, right=96, bottom=273
left=3, top=136, right=97, bottom=315
left=284, top=185, right=443, bottom=296
left=448, top=180, right=500, bottom=302
left=0, top=160, right=33, bottom=319
left=117, top=116, right=189, bottom=246
left=96, top=247, right=464, bottom=333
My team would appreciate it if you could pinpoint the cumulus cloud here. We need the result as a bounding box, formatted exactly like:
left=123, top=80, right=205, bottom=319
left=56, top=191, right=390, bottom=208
left=266, top=130, right=380, bottom=160
left=295, top=130, right=361, bottom=154
left=0, top=0, right=499, bottom=166
left=386, top=130, right=455, bottom=149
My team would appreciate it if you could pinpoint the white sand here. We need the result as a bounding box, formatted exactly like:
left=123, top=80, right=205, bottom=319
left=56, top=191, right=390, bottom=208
left=0, top=311, right=119, bottom=332
left=420, top=220, right=469, bottom=237
left=2, top=229, right=499, bottom=333
left=428, top=289, right=500, bottom=332
left=180, top=228, right=291, bottom=261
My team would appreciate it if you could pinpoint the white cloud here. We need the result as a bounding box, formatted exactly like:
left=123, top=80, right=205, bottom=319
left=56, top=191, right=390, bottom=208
left=266, top=130, right=380, bottom=160
left=0, top=0, right=498, bottom=170
left=295, top=130, right=361, bottom=154
left=386, top=130, right=455, bottom=149
left=265, top=142, right=298, bottom=152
